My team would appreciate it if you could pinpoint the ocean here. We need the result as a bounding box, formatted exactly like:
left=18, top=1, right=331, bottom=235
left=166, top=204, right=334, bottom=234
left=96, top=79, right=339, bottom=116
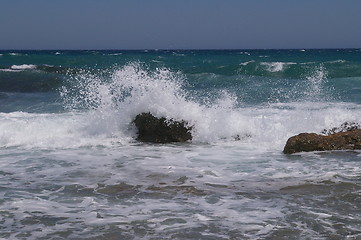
left=0, top=49, right=361, bottom=239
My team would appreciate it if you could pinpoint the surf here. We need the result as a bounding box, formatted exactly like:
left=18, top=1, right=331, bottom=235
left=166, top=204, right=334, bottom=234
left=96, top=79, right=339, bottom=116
left=2, top=61, right=360, bottom=150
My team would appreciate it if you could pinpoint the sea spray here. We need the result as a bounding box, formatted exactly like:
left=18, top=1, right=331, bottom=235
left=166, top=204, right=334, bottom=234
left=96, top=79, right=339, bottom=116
left=61, top=63, right=329, bottom=148
left=266, top=65, right=332, bottom=103
left=59, top=63, right=254, bottom=144
left=0, top=62, right=357, bottom=149
left=304, top=65, right=328, bottom=100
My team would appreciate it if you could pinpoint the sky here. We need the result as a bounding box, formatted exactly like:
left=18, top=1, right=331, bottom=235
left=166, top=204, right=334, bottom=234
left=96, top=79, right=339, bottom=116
left=1, top=0, right=361, bottom=50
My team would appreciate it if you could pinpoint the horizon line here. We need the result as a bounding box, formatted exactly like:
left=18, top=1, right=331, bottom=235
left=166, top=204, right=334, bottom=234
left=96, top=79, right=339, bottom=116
left=1, top=47, right=361, bottom=51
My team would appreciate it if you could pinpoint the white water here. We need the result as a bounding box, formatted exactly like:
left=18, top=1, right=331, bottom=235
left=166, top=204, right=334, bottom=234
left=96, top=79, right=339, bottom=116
left=11, top=64, right=37, bottom=70
left=1, top=139, right=360, bottom=239
left=0, top=63, right=360, bottom=150
left=1, top=102, right=359, bottom=150
left=260, top=62, right=296, bottom=72
left=1, top=63, right=361, bottom=239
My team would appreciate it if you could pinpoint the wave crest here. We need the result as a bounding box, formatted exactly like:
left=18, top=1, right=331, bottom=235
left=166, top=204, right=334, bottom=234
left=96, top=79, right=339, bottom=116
left=59, top=63, right=252, bottom=143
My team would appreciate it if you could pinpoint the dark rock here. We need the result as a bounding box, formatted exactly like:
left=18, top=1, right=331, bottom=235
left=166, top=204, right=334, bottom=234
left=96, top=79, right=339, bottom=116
left=133, top=112, right=192, bottom=143
left=283, top=129, right=361, bottom=154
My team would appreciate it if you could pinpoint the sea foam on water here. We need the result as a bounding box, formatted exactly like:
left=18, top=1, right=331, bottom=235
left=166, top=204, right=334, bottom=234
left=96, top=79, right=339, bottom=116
left=1, top=62, right=360, bottom=150
left=60, top=63, right=255, bottom=145
left=1, top=50, right=361, bottom=239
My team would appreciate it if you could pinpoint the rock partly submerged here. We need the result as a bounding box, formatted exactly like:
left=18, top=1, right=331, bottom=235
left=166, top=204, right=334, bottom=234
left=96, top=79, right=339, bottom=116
left=133, top=112, right=192, bottom=143
left=321, top=121, right=361, bottom=135
left=133, top=114, right=361, bottom=151
left=283, top=127, right=361, bottom=154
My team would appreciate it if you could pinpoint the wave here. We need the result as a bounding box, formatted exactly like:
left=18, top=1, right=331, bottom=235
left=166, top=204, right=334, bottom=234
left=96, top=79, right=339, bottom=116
left=238, top=51, right=251, bottom=55
left=0, top=69, right=21, bottom=72
left=235, top=60, right=361, bottom=79
left=0, top=66, right=64, bottom=92
left=1, top=50, right=361, bottom=79
left=1, top=64, right=69, bottom=73
left=239, top=60, right=255, bottom=66
left=0, top=64, right=84, bottom=92
left=328, top=59, right=347, bottom=64
left=11, top=64, right=37, bottom=70
left=260, top=62, right=296, bottom=72
left=172, top=52, right=186, bottom=56
left=151, top=60, right=162, bottom=63
left=57, top=63, right=361, bottom=146
left=1, top=63, right=360, bottom=149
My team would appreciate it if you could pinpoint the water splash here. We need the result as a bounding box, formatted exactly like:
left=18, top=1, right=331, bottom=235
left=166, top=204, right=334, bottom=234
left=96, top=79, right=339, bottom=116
left=274, top=65, right=331, bottom=103
left=57, top=63, right=361, bottom=147
left=304, top=65, right=328, bottom=100
left=59, top=63, right=249, bottom=143
left=1, top=63, right=360, bottom=149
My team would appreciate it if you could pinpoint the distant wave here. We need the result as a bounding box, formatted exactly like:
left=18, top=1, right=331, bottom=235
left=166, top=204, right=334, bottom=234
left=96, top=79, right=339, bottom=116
left=260, top=62, right=296, bottom=73
left=2, top=63, right=361, bottom=148
left=11, top=64, right=37, bottom=70
left=0, top=69, right=21, bottom=72
left=172, top=52, right=186, bottom=56
left=239, top=60, right=255, bottom=66
left=0, top=64, right=67, bottom=92
left=234, top=59, right=361, bottom=78
left=0, top=64, right=70, bottom=74
left=327, top=59, right=347, bottom=64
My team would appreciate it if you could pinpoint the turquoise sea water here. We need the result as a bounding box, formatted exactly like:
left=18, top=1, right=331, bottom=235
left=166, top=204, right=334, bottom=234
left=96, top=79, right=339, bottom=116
left=1, top=49, right=361, bottom=239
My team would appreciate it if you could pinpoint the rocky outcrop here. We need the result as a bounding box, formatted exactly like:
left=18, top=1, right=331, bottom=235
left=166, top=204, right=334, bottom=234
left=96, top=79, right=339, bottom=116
left=321, top=122, right=361, bottom=135
left=133, top=112, right=192, bottom=143
left=283, top=129, right=361, bottom=154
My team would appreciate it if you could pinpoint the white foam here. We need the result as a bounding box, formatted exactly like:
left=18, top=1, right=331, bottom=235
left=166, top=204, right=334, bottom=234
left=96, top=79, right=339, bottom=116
left=11, top=64, right=37, bottom=70
left=305, top=65, right=327, bottom=99
left=328, top=59, right=346, bottom=64
left=1, top=63, right=360, bottom=150
left=0, top=69, right=21, bottom=72
left=0, top=111, right=130, bottom=149
left=1, top=63, right=361, bottom=240
left=239, top=60, right=255, bottom=66
left=172, top=52, right=185, bottom=56
left=261, top=62, right=296, bottom=72
left=61, top=63, right=256, bottom=144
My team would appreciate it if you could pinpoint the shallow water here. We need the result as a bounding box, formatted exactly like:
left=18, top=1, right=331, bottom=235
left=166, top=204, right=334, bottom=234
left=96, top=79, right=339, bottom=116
left=1, top=145, right=360, bottom=239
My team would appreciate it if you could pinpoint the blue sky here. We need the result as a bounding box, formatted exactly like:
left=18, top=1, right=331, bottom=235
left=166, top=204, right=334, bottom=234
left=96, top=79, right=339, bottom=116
left=1, top=0, right=360, bottom=50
